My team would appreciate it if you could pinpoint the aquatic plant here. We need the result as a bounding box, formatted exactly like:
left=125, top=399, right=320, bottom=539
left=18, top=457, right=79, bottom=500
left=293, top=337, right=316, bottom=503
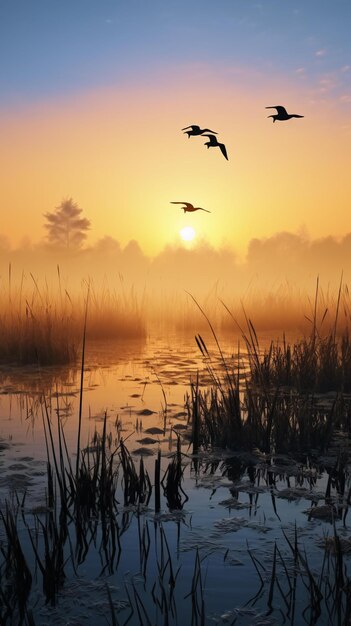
left=85, top=281, right=146, bottom=340
left=187, top=290, right=351, bottom=453
left=0, top=503, right=32, bottom=624
left=26, top=507, right=67, bottom=606
left=222, top=277, right=351, bottom=394
left=0, top=267, right=77, bottom=366
left=245, top=525, right=351, bottom=625
left=119, top=439, right=152, bottom=507
left=3, top=280, right=351, bottom=624
left=188, top=335, right=349, bottom=453
left=0, top=265, right=146, bottom=366
left=161, top=432, right=189, bottom=510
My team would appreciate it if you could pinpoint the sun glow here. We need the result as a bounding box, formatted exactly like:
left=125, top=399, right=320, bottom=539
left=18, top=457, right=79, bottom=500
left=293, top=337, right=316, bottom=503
left=179, top=226, right=196, bottom=242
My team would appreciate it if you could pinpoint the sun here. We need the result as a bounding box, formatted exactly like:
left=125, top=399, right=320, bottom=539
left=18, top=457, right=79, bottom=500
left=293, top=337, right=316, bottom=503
left=179, top=226, right=196, bottom=242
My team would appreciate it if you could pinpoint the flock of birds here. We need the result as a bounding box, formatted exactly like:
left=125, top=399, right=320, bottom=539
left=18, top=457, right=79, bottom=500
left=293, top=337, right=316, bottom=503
left=171, top=105, right=304, bottom=215
left=182, top=125, right=229, bottom=161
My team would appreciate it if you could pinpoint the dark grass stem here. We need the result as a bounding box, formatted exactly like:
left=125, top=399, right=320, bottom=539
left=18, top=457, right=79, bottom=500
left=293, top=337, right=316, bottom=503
left=76, top=281, right=90, bottom=479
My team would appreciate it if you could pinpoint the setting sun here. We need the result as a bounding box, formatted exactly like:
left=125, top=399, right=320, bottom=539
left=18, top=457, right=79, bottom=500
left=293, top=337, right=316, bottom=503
left=179, top=226, right=196, bottom=242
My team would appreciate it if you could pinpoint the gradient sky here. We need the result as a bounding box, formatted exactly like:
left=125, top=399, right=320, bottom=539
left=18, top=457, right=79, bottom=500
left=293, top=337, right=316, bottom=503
left=1, top=0, right=350, bottom=256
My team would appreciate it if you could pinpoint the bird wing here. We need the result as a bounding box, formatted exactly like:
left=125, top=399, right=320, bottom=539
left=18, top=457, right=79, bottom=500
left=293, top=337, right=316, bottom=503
left=181, top=125, right=199, bottom=131
left=171, top=202, right=193, bottom=209
left=199, top=208, right=211, bottom=213
left=202, top=134, right=217, bottom=143
left=266, top=106, right=288, bottom=115
left=219, top=143, right=228, bottom=160
left=201, top=128, right=217, bottom=134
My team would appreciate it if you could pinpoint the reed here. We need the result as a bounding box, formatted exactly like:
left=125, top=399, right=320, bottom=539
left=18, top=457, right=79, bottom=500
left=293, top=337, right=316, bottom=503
left=161, top=432, right=189, bottom=510
left=85, top=281, right=146, bottom=340
left=2, top=410, right=351, bottom=624
left=119, top=440, right=152, bottom=507
left=0, top=267, right=146, bottom=365
left=154, top=449, right=161, bottom=513
left=0, top=504, right=32, bottom=624
left=26, top=509, right=67, bottom=605
left=244, top=329, right=351, bottom=393
left=221, top=276, right=351, bottom=334
left=243, top=523, right=351, bottom=624
left=185, top=549, right=205, bottom=626
left=221, top=278, right=351, bottom=394
left=187, top=290, right=351, bottom=453
left=188, top=338, right=347, bottom=453
left=0, top=268, right=76, bottom=365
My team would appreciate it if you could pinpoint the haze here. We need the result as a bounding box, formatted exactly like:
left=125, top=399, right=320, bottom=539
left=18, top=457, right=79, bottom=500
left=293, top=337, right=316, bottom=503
left=1, top=0, right=350, bottom=331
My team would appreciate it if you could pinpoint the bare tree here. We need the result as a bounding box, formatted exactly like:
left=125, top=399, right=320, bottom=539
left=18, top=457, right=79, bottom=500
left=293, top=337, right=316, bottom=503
left=44, top=198, right=91, bottom=249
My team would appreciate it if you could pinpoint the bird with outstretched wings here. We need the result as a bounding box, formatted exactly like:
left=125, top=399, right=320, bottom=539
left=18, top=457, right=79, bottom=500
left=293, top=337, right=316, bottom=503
left=171, top=202, right=211, bottom=213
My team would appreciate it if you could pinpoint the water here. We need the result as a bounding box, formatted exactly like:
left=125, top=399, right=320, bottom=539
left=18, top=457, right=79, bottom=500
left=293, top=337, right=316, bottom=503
left=0, top=331, right=350, bottom=625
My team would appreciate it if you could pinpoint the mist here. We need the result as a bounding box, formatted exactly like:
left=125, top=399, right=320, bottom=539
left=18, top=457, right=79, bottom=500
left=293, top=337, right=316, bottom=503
left=1, top=229, right=351, bottom=335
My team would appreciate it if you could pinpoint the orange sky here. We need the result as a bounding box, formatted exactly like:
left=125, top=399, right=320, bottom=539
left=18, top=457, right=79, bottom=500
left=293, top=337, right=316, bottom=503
left=1, top=64, right=350, bottom=258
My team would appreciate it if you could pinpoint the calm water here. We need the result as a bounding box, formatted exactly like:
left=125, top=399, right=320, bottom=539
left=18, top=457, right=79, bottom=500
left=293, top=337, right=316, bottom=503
left=0, top=331, right=349, bottom=625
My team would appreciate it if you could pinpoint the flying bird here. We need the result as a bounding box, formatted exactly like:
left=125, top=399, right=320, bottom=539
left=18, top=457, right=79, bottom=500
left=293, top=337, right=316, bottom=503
left=182, top=125, right=217, bottom=138
left=266, top=106, right=304, bottom=123
left=171, top=202, right=211, bottom=213
left=202, top=134, right=228, bottom=160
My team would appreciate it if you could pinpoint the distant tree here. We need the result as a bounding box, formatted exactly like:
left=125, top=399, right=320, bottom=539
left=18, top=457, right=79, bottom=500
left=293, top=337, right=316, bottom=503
left=43, top=197, right=91, bottom=249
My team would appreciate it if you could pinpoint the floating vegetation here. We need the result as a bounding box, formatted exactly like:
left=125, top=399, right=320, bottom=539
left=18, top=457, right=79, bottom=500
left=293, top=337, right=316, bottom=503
left=218, top=497, right=253, bottom=510
left=131, top=446, right=156, bottom=456
left=137, top=437, right=159, bottom=446
left=137, top=408, right=156, bottom=416
left=144, top=427, right=165, bottom=435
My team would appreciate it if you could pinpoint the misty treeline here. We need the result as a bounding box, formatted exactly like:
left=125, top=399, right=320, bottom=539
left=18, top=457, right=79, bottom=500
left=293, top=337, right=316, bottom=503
left=1, top=198, right=351, bottom=333
left=43, top=197, right=90, bottom=249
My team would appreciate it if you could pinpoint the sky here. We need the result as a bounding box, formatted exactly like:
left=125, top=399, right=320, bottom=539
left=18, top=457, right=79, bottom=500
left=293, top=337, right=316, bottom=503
left=0, top=0, right=351, bottom=257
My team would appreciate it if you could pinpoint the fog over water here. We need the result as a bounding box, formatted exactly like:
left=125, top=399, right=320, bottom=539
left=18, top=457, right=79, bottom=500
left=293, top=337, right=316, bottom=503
left=1, top=228, right=351, bottom=333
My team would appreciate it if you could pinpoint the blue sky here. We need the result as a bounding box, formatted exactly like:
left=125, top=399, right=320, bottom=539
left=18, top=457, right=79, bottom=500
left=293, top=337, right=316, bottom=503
left=1, top=0, right=350, bottom=106
left=1, top=0, right=350, bottom=254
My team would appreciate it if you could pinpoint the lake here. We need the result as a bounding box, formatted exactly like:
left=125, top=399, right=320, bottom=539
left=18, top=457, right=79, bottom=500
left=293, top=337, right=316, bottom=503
left=0, top=330, right=349, bottom=625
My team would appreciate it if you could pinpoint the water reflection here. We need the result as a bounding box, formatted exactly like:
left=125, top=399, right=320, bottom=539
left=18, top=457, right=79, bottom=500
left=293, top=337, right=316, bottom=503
left=0, top=334, right=351, bottom=625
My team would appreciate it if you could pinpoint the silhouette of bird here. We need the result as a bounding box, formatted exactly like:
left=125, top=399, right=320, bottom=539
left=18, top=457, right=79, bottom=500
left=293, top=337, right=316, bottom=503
left=202, top=134, right=228, bottom=160
left=182, top=125, right=217, bottom=138
left=266, top=106, right=304, bottom=123
left=171, top=202, right=211, bottom=213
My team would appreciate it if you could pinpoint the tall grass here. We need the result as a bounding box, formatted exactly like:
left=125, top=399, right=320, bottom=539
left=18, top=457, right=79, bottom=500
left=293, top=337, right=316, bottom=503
left=0, top=266, right=146, bottom=365
left=85, top=280, right=146, bottom=340
left=0, top=503, right=32, bottom=624
left=246, top=525, right=351, bottom=625
left=0, top=268, right=77, bottom=365
left=0, top=402, right=191, bottom=621
left=245, top=330, right=351, bottom=392
left=221, top=277, right=351, bottom=334
left=187, top=283, right=351, bottom=453
left=150, top=279, right=351, bottom=335
left=230, top=278, right=351, bottom=393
